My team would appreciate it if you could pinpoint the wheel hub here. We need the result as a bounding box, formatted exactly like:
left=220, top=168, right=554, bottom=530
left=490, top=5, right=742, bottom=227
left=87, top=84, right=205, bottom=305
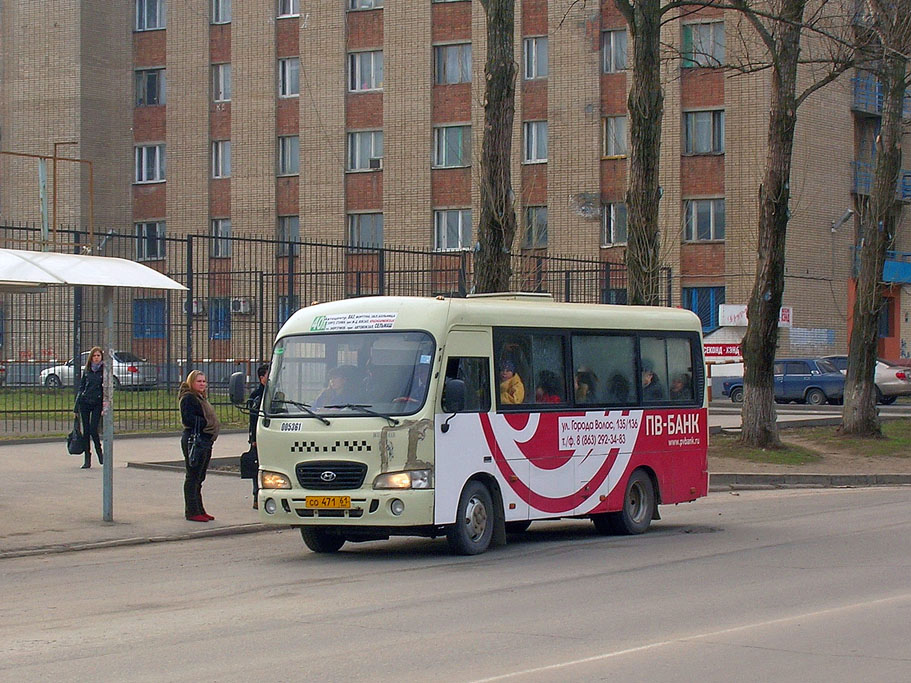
left=463, top=496, right=488, bottom=541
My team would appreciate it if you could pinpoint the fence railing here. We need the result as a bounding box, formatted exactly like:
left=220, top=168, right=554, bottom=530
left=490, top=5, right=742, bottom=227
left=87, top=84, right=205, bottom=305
left=0, top=224, right=671, bottom=436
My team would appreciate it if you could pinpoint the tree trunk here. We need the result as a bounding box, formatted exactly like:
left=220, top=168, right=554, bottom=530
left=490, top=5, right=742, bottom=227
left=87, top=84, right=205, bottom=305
left=841, top=51, right=906, bottom=436
left=740, top=2, right=804, bottom=449
left=474, top=0, right=517, bottom=294
left=619, top=0, right=663, bottom=306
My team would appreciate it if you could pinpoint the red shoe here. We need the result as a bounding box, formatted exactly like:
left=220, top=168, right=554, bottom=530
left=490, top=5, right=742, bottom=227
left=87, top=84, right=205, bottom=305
left=202, top=513, right=215, bottom=521
left=186, top=514, right=209, bottom=522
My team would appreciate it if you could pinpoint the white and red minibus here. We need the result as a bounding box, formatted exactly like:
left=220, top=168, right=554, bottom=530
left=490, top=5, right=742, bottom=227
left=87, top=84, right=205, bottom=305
left=234, top=293, right=708, bottom=555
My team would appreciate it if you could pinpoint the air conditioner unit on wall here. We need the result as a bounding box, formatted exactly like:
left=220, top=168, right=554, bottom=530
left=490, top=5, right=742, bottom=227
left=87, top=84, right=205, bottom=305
left=368, top=157, right=383, bottom=170
left=231, top=297, right=253, bottom=314
left=183, top=298, right=206, bottom=315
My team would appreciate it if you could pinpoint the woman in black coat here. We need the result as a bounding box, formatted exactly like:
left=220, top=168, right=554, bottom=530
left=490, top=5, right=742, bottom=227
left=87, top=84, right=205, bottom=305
left=74, top=347, right=104, bottom=469
left=178, top=370, right=221, bottom=522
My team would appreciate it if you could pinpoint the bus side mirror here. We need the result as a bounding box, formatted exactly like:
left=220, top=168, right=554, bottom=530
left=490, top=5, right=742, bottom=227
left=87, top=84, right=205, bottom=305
left=441, top=378, right=466, bottom=414
left=229, top=371, right=246, bottom=406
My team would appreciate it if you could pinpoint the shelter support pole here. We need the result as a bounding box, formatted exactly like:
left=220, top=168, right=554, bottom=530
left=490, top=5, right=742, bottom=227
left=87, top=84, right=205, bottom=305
left=102, top=286, right=114, bottom=521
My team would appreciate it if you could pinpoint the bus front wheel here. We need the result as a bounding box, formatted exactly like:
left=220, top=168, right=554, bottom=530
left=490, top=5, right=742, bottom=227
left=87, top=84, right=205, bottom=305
left=447, top=480, right=495, bottom=555
left=300, top=527, right=346, bottom=553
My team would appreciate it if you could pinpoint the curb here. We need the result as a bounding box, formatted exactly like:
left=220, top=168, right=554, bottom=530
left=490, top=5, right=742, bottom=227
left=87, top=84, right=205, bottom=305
left=709, top=472, right=911, bottom=491
left=127, top=457, right=240, bottom=477
left=0, top=522, right=271, bottom=560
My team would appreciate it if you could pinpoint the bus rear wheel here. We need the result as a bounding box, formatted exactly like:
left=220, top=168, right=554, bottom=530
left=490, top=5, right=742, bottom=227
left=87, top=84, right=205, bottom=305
left=447, top=480, right=494, bottom=555
left=300, top=527, right=346, bottom=553
left=594, top=470, right=656, bottom=536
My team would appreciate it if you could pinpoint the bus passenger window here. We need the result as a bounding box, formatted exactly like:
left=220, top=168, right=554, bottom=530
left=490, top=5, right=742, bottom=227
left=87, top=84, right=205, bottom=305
left=445, top=357, right=491, bottom=412
left=495, top=331, right=565, bottom=409
left=571, top=334, right=636, bottom=406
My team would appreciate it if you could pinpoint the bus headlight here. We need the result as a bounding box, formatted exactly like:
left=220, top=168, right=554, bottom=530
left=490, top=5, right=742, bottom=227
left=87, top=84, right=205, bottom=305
left=373, top=469, right=433, bottom=490
left=260, top=470, right=292, bottom=489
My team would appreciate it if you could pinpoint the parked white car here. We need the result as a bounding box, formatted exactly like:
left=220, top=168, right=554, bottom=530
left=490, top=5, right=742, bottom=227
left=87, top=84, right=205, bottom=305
left=40, top=351, right=158, bottom=390
left=821, top=355, right=911, bottom=404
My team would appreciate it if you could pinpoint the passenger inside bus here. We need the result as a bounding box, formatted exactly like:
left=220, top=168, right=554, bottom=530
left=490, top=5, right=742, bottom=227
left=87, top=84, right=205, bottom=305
left=641, top=365, right=665, bottom=401
left=605, top=372, right=631, bottom=403
left=574, top=368, right=598, bottom=404
left=499, top=360, right=525, bottom=404
left=313, top=366, right=357, bottom=407
left=535, top=369, right=563, bottom=404
left=669, top=373, right=693, bottom=401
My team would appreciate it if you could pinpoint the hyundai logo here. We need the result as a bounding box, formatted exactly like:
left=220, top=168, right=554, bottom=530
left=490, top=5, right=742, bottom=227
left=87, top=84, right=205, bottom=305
left=320, top=471, right=337, bottom=482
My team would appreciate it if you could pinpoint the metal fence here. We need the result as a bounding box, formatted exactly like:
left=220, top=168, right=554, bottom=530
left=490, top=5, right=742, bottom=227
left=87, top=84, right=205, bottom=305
left=0, top=224, right=672, bottom=436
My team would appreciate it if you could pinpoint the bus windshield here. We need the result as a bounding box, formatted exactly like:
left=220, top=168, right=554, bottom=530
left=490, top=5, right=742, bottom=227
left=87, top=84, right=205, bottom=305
left=265, top=331, right=436, bottom=418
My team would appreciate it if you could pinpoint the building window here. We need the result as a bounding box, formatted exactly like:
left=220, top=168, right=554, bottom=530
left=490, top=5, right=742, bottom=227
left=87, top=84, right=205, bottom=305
left=683, top=21, right=725, bottom=67
left=523, top=206, right=548, bottom=249
left=602, top=29, right=628, bottom=73
left=278, top=295, right=300, bottom=325
left=348, top=213, right=384, bottom=249
left=434, top=43, right=472, bottom=84
left=135, top=221, right=165, bottom=261
left=212, top=140, right=231, bottom=178
left=349, top=0, right=383, bottom=8
left=135, top=69, right=165, bottom=106
left=278, top=135, right=299, bottom=175
left=603, top=116, right=627, bottom=156
left=523, top=121, right=548, bottom=163
left=212, top=63, right=231, bottom=102
left=209, top=298, right=231, bottom=340
left=211, top=0, right=230, bottom=23
left=133, top=298, right=166, bottom=339
left=211, top=219, right=231, bottom=258
left=136, top=0, right=165, bottom=31
left=601, top=203, right=628, bottom=245
left=433, top=125, right=471, bottom=168
left=682, top=286, right=725, bottom=332
left=278, top=57, right=300, bottom=97
left=684, top=110, right=725, bottom=154
left=277, top=215, right=300, bottom=256
left=434, top=209, right=472, bottom=251
left=684, top=198, right=725, bottom=241
left=524, top=37, right=548, bottom=80
left=347, top=130, right=383, bottom=171
left=134, top=144, right=165, bottom=183
left=603, top=288, right=628, bottom=305
left=277, top=0, right=299, bottom=17
left=349, top=51, right=384, bottom=91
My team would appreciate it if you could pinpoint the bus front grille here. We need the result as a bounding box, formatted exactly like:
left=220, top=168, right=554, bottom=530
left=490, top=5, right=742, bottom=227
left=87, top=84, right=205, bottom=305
left=295, top=460, right=368, bottom=490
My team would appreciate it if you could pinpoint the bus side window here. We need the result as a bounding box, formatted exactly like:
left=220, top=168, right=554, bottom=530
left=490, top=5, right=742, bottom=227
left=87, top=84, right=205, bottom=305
left=571, top=334, right=636, bottom=406
left=445, top=357, right=491, bottom=412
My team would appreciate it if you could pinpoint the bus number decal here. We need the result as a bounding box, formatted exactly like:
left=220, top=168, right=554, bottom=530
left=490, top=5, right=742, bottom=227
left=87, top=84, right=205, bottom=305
left=280, top=422, right=301, bottom=432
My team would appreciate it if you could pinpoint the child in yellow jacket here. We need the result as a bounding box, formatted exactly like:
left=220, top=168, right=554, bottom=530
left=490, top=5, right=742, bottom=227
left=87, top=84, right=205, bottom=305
left=499, top=360, right=525, bottom=404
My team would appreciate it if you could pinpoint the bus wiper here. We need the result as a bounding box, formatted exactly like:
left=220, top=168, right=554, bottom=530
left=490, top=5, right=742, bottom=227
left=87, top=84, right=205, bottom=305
left=324, top=404, right=400, bottom=426
left=271, top=399, right=331, bottom=425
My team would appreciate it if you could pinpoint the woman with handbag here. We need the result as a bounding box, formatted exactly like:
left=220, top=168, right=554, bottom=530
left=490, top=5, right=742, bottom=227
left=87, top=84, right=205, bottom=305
left=75, top=347, right=105, bottom=469
left=178, top=370, right=220, bottom=522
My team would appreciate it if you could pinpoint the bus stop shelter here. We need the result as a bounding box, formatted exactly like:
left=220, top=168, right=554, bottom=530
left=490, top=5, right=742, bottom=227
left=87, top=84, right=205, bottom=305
left=0, top=247, right=187, bottom=521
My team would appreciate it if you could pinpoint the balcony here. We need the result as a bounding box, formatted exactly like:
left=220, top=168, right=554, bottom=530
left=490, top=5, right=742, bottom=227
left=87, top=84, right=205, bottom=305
left=852, top=161, right=911, bottom=202
left=852, top=75, right=911, bottom=118
left=852, top=249, right=911, bottom=284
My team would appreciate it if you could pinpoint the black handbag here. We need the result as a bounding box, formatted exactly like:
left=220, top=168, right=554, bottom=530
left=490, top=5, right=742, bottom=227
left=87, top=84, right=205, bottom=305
left=240, top=446, right=258, bottom=479
left=66, top=417, right=86, bottom=455
left=187, top=431, right=210, bottom=468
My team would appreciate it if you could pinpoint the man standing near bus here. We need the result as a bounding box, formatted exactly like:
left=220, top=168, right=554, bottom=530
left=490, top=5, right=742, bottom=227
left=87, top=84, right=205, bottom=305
left=247, top=363, right=270, bottom=509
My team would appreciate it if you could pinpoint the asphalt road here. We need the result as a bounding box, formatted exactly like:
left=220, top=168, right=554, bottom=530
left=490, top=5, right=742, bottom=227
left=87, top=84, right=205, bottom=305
left=2, top=487, right=910, bottom=682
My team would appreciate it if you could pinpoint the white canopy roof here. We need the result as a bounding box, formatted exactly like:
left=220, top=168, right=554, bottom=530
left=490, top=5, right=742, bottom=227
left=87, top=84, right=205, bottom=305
left=0, top=247, right=186, bottom=291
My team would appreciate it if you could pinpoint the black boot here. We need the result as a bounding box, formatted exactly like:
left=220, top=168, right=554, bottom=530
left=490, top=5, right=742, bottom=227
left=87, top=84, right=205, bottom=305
left=81, top=453, right=91, bottom=469
left=97, top=450, right=104, bottom=465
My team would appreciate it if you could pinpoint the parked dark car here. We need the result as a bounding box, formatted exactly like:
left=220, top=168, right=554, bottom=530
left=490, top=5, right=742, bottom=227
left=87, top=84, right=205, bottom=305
left=722, top=358, right=845, bottom=405
left=821, top=355, right=911, bottom=405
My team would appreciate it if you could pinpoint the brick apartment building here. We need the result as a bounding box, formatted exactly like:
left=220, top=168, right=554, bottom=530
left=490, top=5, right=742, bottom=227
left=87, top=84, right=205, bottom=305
left=1, top=0, right=911, bottom=364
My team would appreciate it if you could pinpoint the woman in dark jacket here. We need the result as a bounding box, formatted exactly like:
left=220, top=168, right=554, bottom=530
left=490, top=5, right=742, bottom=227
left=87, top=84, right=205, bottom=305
left=178, top=370, right=220, bottom=522
left=75, top=347, right=104, bottom=469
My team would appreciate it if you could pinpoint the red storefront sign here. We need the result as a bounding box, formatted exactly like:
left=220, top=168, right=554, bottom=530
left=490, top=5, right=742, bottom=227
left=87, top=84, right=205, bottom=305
left=704, top=343, right=742, bottom=359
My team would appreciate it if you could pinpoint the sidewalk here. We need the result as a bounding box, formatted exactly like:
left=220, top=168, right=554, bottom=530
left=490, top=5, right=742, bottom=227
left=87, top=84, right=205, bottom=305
left=2, top=411, right=910, bottom=559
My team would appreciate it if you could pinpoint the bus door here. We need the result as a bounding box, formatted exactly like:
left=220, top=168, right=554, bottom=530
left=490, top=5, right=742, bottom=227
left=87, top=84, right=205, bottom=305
left=438, top=330, right=530, bottom=524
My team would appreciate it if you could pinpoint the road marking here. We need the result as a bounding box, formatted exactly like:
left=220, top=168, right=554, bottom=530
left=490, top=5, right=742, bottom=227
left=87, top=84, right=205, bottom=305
left=471, top=593, right=911, bottom=682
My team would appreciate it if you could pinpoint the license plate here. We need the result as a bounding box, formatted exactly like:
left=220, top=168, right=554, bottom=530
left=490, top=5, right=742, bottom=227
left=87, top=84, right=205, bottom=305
left=305, top=496, right=351, bottom=509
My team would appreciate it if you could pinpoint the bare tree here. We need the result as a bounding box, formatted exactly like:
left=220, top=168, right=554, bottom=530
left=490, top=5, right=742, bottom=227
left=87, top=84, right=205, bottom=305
left=841, top=1, right=911, bottom=436
left=474, top=0, right=518, bottom=293
left=730, top=0, right=853, bottom=448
